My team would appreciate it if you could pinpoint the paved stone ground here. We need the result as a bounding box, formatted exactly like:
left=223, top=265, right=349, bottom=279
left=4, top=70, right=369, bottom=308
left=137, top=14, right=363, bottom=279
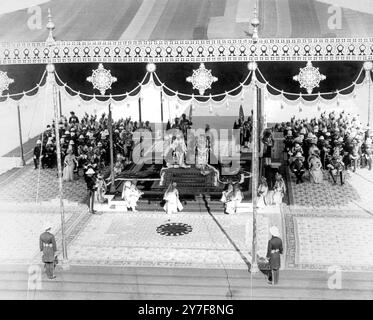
left=0, top=211, right=72, bottom=264
left=2, top=265, right=373, bottom=300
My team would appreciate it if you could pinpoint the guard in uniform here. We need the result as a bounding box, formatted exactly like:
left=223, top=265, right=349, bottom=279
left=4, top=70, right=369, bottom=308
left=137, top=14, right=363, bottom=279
left=39, top=226, right=57, bottom=279
left=33, top=140, right=42, bottom=169
left=85, top=167, right=97, bottom=213
left=266, top=226, right=283, bottom=285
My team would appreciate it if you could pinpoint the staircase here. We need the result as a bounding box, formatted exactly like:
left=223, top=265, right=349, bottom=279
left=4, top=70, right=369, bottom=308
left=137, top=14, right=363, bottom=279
left=161, top=166, right=220, bottom=192
left=101, top=166, right=227, bottom=213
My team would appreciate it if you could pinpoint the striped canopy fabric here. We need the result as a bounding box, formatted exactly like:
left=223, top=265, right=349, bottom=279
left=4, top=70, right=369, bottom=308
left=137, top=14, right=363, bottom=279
left=0, top=0, right=372, bottom=42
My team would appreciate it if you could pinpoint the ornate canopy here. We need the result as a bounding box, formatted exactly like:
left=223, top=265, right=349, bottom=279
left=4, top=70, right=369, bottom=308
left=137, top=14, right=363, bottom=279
left=0, top=0, right=372, bottom=65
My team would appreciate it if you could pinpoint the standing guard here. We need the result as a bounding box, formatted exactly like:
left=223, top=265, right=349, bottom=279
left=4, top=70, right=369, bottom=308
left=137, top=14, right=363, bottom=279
left=266, top=226, right=283, bottom=285
left=85, top=167, right=97, bottom=213
left=33, top=140, right=42, bottom=169
left=39, top=226, right=57, bottom=280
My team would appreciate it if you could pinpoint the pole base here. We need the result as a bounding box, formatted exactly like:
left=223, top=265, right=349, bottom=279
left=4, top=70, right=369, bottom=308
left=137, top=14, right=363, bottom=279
left=250, top=262, right=259, bottom=273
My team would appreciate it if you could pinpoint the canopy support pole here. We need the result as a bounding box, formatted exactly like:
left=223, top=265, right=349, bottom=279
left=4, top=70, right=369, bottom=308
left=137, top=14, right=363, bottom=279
left=17, top=104, right=25, bottom=166
left=160, top=91, right=164, bottom=137
left=250, top=62, right=259, bottom=274
left=48, top=64, right=69, bottom=267
left=108, top=103, right=116, bottom=193
left=368, top=73, right=371, bottom=127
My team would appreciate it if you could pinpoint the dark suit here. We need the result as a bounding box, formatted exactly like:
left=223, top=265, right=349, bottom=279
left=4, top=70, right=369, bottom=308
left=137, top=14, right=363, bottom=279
left=33, top=145, right=41, bottom=169
left=266, top=236, right=283, bottom=285
left=85, top=174, right=97, bottom=213
left=39, top=231, right=57, bottom=279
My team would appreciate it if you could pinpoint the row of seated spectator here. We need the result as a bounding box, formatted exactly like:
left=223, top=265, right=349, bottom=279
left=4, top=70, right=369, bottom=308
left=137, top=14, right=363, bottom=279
left=33, top=111, right=153, bottom=181
left=273, top=111, right=373, bottom=185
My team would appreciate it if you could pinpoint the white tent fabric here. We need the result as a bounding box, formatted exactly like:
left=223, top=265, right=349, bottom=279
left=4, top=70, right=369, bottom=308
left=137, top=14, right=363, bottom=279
left=0, top=0, right=373, bottom=42
left=264, top=83, right=372, bottom=124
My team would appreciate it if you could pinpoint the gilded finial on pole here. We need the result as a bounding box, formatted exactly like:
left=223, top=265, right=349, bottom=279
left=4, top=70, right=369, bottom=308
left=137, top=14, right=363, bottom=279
left=46, top=8, right=56, bottom=46
left=251, top=1, right=260, bottom=43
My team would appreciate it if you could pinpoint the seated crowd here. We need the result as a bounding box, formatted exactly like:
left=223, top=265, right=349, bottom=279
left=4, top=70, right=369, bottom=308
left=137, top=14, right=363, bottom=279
left=33, top=111, right=153, bottom=181
left=274, top=111, right=373, bottom=185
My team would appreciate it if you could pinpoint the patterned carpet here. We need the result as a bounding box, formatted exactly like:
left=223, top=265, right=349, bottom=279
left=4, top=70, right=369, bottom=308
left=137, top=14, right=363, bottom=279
left=284, top=209, right=373, bottom=272
left=0, top=165, right=87, bottom=204
left=289, top=170, right=360, bottom=208
left=67, top=212, right=270, bottom=269
left=283, top=167, right=373, bottom=272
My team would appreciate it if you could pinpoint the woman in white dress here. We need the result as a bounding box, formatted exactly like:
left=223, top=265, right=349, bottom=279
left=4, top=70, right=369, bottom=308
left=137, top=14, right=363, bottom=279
left=309, top=151, right=323, bottom=184
left=95, top=174, right=107, bottom=203
left=257, top=177, right=269, bottom=208
left=62, top=149, right=77, bottom=182
left=272, top=173, right=286, bottom=205
left=163, top=182, right=183, bottom=215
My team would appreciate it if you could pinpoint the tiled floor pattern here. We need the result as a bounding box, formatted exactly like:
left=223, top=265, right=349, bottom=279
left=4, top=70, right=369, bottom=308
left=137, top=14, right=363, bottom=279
left=289, top=168, right=373, bottom=210
left=289, top=170, right=360, bottom=208
left=284, top=208, right=373, bottom=271
left=67, top=212, right=271, bottom=269
left=0, top=165, right=87, bottom=204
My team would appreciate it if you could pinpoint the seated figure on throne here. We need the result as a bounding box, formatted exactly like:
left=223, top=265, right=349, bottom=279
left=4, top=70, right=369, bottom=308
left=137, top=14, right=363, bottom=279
left=167, top=133, right=190, bottom=168
left=195, top=134, right=210, bottom=175
left=114, top=153, right=124, bottom=176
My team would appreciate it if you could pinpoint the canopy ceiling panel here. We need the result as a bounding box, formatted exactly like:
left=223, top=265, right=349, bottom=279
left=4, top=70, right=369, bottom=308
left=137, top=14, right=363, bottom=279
left=258, top=61, right=364, bottom=95
left=0, top=0, right=372, bottom=42
left=1, top=62, right=364, bottom=98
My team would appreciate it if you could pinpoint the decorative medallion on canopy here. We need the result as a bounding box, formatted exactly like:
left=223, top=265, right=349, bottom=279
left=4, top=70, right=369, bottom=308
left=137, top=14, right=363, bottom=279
left=293, top=61, right=326, bottom=94
left=86, top=63, right=117, bottom=95
left=186, top=63, right=218, bottom=95
left=0, top=71, right=14, bottom=95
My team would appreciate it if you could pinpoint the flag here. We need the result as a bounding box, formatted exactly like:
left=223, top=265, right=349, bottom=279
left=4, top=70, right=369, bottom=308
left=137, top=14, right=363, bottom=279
left=239, top=104, right=244, bottom=122
left=189, top=104, right=193, bottom=121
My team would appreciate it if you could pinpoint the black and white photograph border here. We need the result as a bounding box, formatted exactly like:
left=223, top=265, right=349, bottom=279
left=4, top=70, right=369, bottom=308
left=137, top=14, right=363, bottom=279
left=0, top=0, right=373, bottom=304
